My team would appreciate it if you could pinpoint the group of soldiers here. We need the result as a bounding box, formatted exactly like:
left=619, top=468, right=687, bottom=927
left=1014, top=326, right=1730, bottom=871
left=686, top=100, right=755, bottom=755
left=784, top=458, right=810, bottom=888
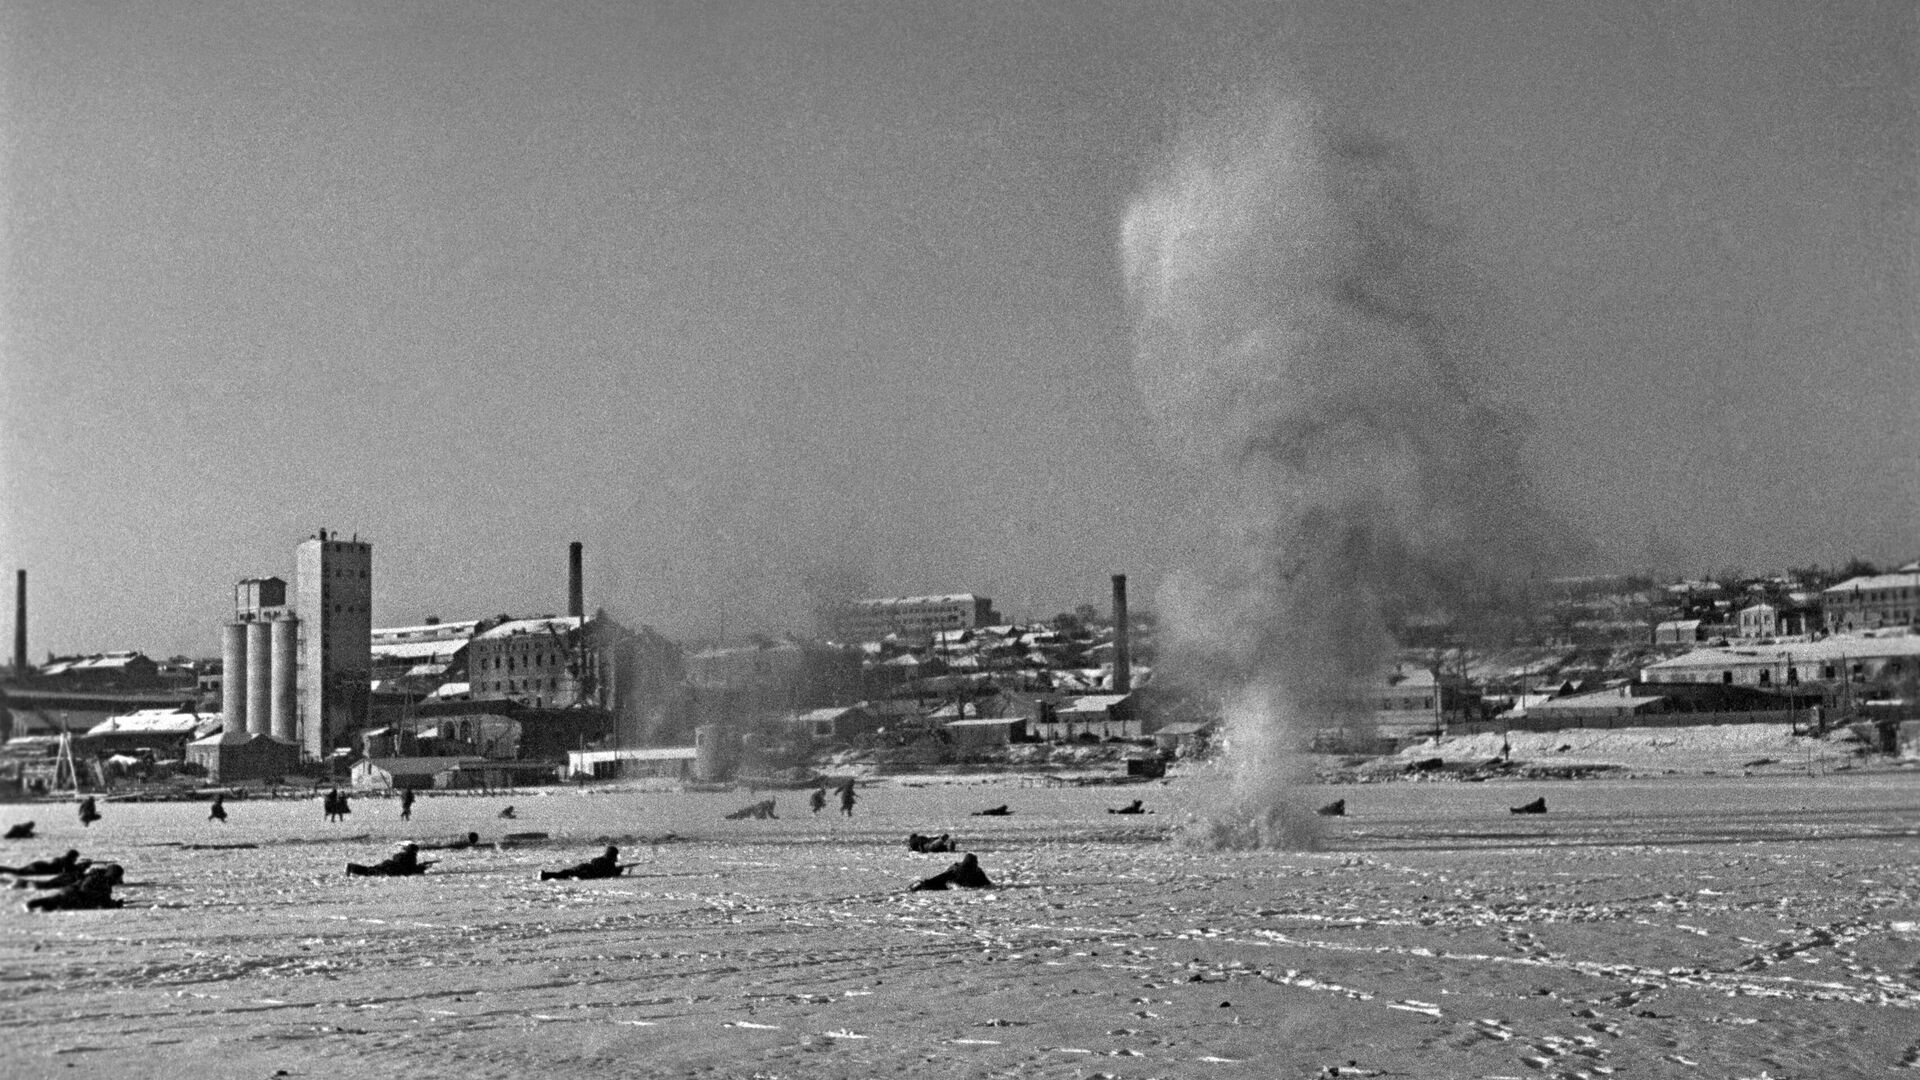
left=7, top=773, right=1032, bottom=909
left=806, top=778, right=859, bottom=817
left=2, top=848, right=126, bottom=911
left=7, top=772, right=1565, bottom=915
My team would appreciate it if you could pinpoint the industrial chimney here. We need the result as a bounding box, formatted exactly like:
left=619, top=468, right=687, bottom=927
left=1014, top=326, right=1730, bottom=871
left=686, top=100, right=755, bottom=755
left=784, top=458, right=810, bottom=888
left=1111, top=573, right=1131, bottom=694
left=13, top=570, right=25, bottom=675
left=568, top=542, right=585, bottom=619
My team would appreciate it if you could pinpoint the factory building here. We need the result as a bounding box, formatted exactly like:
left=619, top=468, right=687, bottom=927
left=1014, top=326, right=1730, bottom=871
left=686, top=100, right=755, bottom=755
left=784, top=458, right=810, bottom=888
left=221, top=576, right=299, bottom=742
left=468, top=615, right=610, bottom=708
left=210, top=529, right=372, bottom=764
left=296, top=529, right=373, bottom=759
left=462, top=544, right=684, bottom=748
left=203, top=574, right=302, bottom=781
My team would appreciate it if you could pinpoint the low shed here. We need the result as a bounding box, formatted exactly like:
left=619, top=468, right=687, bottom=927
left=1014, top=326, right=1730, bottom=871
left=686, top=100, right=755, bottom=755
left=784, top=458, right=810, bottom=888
left=945, top=715, right=1028, bottom=747
left=352, top=756, right=489, bottom=791
left=186, top=731, right=301, bottom=783
left=566, top=746, right=698, bottom=780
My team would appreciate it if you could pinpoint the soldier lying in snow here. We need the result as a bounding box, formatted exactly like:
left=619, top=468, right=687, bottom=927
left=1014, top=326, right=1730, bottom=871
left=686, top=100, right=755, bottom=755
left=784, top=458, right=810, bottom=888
left=910, top=853, right=994, bottom=892
left=26, top=864, right=123, bottom=912
left=1, top=849, right=82, bottom=877
left=420, top=832, right=482, bottom=851
left=724, top=798, right=777, bottom=820
left=540, top=846, right=624, bottom=881
left=346, top=842, right=435, bottom=877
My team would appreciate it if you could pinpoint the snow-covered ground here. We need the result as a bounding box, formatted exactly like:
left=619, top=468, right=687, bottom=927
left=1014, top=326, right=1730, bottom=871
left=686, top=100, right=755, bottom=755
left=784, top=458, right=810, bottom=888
left=1378, top=722, right=1874, bottom=777
left=2, top=756, right=1916, bottom=1079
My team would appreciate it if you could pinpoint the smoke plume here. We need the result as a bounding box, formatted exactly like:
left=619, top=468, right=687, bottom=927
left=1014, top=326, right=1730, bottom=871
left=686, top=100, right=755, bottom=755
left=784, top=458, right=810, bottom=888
left=1123, top=96, right=1569, bottom=849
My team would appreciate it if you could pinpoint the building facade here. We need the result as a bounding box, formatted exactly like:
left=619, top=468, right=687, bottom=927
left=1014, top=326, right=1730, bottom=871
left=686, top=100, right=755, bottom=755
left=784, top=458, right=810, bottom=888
left=467, top=616, right=602, bottom=708
left=295, top=529, right=373, bottom=759
left=825, top=594, right=1000, bottom=643
left=465, top=613, right=682, bottom=745
left=1822, top=570, right=1920, bottom=633
left=1370, top=666, right=1442, bottom=740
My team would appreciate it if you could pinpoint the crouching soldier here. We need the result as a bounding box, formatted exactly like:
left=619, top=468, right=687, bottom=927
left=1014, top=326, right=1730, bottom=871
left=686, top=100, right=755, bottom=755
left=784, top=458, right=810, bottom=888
left=540, top=845, right=623, bottom=882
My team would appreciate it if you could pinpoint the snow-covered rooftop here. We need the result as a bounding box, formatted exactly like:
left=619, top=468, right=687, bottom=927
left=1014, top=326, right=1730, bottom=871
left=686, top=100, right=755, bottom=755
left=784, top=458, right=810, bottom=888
left=475, top=616, right=586, bottom=641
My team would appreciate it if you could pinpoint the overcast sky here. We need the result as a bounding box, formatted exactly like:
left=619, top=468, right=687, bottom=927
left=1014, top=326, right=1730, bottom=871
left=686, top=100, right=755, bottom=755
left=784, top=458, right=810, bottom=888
left=3, top=1, right=1913, bottom=659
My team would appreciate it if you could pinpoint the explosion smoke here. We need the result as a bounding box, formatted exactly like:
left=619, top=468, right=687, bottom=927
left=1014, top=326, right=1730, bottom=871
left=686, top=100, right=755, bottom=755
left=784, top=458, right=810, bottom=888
left=1123, top=97, right=1568, bottom=849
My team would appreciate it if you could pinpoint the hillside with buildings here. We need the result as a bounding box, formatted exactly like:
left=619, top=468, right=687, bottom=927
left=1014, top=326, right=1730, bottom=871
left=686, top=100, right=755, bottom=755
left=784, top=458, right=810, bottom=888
left=4, top=545, right=1919, bottom=794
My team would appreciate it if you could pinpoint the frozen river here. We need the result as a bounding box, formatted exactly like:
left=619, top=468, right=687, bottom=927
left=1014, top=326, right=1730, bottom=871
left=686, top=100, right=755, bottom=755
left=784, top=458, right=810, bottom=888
left=2, top=771, right=1916, bottom=1078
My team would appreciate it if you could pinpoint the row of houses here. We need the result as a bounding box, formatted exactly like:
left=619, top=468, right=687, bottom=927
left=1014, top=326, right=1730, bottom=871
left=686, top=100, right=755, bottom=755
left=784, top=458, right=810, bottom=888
left=1653, top=566, right=1920, bottom=645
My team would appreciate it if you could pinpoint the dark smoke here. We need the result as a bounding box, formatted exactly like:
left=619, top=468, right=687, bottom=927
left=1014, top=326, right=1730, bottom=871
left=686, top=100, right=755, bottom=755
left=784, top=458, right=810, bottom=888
left=1123, top=96, right=1573, bottom=849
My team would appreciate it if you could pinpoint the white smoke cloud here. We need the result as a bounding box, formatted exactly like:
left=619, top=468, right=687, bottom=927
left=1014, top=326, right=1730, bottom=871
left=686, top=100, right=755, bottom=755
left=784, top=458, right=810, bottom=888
left=1123, top=95, right=1570, bottom=849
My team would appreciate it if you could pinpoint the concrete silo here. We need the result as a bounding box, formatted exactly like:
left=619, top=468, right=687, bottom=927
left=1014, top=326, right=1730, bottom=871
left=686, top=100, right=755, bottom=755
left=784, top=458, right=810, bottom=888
left=222, top=622, right=249, bottom=735
left=246, top=619, right=272, bottom=735
left=270, top=614, right=299, bottom=742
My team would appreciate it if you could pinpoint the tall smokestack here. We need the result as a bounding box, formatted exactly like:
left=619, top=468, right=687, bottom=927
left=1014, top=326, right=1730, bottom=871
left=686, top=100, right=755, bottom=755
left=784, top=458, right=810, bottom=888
left=12, top=570, right=24, bottom=674
left=568, top=542, right=584, bottom=619
left=1111, top=574, right=1131, bottom=694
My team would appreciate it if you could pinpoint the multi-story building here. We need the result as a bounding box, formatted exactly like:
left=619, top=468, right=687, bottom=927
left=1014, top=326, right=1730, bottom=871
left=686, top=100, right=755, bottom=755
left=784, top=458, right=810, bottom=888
left=295, top=529, right=372, bottom=758
left=1822, top=568, right=1920, bottom=633
left=465, top=613, right=682, bottom=734
left=467, top=616, right=602, bottom=709
left=825, top=593, right=1000, bottom=643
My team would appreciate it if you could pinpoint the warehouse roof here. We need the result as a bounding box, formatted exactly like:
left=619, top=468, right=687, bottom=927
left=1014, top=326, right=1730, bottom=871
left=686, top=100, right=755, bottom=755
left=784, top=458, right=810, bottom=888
left=86, top=708, right=217, bottom=736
